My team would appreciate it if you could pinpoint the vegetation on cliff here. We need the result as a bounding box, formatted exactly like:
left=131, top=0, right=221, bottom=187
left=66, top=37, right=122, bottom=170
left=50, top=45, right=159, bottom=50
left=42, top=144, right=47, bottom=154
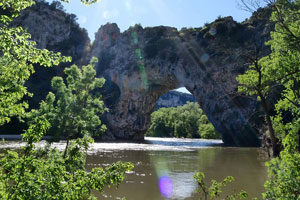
left=147, top=102, right=220, bottom=139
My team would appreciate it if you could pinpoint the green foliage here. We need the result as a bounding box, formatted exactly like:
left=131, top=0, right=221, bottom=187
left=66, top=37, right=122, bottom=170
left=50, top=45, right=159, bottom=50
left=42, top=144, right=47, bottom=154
left=0, top=1, right=133, bottom=199
left=147, top=102, right=220, bottom=139
left=198, top=115, right=221, bottom=139
left=27, top=58, right=107, bottom=140
left=147, top=107, right=174, bottom=137
left=0, top=122, right=133, bottom=199
left=263, top=0, right=300, bottom=143
left=194, top=172, right=248, bottom=200
left=236, top=59, right=269, bottom=98
left=236, top=0, right=300, bottom=156
left=0, top=0, right=71, bottom=126
left=0, top=54, right=133, bottom=199
left=263, top=132, right=300, bottom=200
left=237, top=0, right=300, bottom=198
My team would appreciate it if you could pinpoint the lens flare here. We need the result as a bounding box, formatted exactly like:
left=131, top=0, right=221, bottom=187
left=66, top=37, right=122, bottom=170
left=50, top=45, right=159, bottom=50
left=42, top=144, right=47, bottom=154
left=209, top=28, right=217, bottom=36
left=159, top=176, right=173, bottom=198
left=132, top=32, right=139, bottom=45
left=200, top=53, right=210, bottom=63
left=131, top=31, right=149, bottom=90
left=136, top=49, right=143, bottom=59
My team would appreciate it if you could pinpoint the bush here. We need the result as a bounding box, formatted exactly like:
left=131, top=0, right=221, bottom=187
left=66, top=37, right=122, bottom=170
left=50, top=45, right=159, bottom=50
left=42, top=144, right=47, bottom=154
left=147, top=102, right=220, bottom=139
left=198, top=115, right=220, bottom=139
left=199, top=124, right=220, bottom=139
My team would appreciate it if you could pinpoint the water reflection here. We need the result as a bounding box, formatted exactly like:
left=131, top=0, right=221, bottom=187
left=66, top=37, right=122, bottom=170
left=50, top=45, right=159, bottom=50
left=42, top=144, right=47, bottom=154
left=85, top=138, right=268, bottom=200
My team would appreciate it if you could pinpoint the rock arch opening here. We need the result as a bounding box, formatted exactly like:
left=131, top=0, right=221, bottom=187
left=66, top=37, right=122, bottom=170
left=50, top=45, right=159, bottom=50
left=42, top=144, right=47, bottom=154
left=91, top=20, right=269, bottom=146
left=148, top=88, right=221, bottom=140
left=7, top=3, right=274, bottom=147
left=154, top=88, right=195, bottom=110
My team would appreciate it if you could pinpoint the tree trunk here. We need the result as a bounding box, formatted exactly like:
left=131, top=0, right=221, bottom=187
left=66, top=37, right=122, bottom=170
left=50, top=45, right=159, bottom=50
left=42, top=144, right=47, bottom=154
left=260, top=94, right=280, bottom=157
left=63, top=138, right=69, bottom=159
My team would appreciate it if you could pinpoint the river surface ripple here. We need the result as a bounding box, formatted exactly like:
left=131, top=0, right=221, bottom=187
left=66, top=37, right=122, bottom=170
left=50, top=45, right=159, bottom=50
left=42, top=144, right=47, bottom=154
left=0, top=137, right=268, bottom=200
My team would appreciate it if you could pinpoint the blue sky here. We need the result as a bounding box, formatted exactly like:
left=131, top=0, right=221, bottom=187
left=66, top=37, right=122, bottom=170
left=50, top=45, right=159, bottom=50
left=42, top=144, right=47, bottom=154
left=47, top=0, right=252, bottom=41
left=47, top=0, right=253, bottom=94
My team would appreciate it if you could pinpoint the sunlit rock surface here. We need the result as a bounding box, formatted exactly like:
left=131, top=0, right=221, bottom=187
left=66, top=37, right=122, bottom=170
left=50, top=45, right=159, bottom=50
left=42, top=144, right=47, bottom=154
left=11, top=2, right=273, bottom=146
left=90, top=8, right=273, bottom=146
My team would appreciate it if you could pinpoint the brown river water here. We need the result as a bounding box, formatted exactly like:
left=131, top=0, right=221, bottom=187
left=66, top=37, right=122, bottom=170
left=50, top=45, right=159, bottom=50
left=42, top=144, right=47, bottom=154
left=1, top=137, right=268, bottom=200
left=87, top=137, right=268, bottom=200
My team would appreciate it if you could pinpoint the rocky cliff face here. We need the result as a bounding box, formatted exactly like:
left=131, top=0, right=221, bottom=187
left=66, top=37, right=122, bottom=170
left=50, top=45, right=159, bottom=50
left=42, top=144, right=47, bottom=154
left=154, top=91, right=196, bottom=110
left=8, top=1, right=273, bottom=146
left=0, top=0, right=90, bottom=134
left=89, top=8, right=273, bottom=146
left=14, top=0, right=90, bottom=107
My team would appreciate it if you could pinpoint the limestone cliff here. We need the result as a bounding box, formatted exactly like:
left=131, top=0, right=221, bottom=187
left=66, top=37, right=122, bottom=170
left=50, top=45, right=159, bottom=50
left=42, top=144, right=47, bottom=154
left=5, top=1, right=274, bottom=146
left=90, top=7, right=273, bottom=146
left=154, top=91, right=196, bottom=110
left=14, top=0, right=90, bottom=107
left=0, top=0, right=90, bottom=134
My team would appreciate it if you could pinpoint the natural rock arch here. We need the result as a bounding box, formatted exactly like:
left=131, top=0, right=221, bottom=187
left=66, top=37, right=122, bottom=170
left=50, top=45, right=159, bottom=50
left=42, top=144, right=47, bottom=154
left=5, top=1, right=273, bottom=146
left=89, top=9, right=273, bottom=146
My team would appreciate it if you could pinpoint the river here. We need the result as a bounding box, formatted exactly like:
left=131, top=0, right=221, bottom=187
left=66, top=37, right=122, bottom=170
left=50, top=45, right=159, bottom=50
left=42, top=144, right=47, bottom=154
left=0, top=137, right=268, bottom=200
left=87, top=137, right=268, bottom=200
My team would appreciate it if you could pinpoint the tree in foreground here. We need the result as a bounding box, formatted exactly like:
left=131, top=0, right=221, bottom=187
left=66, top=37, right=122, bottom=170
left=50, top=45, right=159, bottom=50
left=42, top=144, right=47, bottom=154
left=0, top=117, right=133, bottom=199
left=237, top=0, right=300, bottom=199
left=263, top=131, right=300, bottom=199
left=0, top=0, right=70, bottom=126
left=195, top=0, right=299, bottom=199
left=261, top=1, right=300, bottom=196
left=28, top=58, right=107, bottom=151
left=194, top=172, right=248, bottom=200
left=0, top=59, right=134, bottom=200
left=0, top=0, right=133, bottom=199
left=237, top=0, right=300, bottom=156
